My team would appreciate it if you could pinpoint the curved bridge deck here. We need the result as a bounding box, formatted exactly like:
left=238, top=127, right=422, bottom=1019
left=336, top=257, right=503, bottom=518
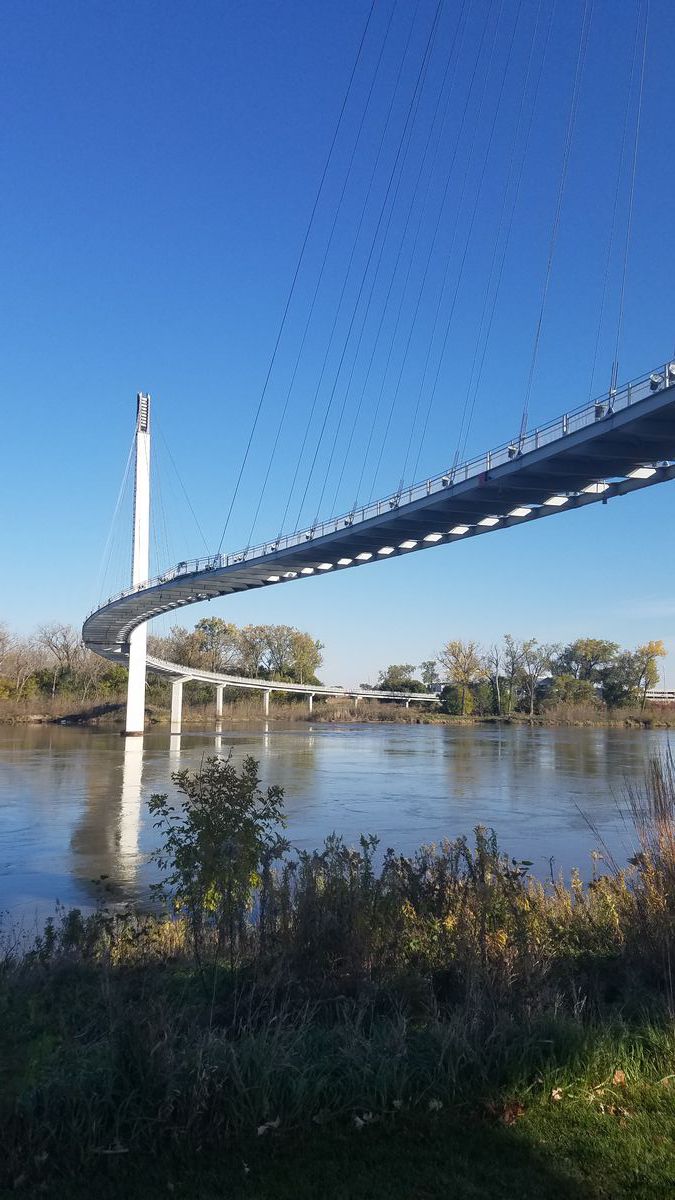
left=84, top=365, right=675, bottom=685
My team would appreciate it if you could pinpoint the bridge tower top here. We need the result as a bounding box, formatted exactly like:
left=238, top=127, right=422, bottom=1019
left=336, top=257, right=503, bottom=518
left=136, top=391, right=150, bottom=436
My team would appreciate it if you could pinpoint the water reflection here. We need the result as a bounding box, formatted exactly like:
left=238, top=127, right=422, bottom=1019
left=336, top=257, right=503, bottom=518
left=0, top=722, right=669, bottom=920
left=119, top=739, right=143, bottom=882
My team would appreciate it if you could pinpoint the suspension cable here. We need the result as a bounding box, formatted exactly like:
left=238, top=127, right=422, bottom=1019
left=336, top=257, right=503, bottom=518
left=156, top=417, right=210, bottom=554
left=351, top=0, right=491, bottom=511
left=611, top=0, right=649, bottom=392
left=93, top=432, right=135, bottom=606
left=453, top=0, right=555, bottom=468
left=367, top=0, right=504, bottom=503
left=273, top=0, right=422, bottom=539
left=519, top=0, right=593, bottom=440
left=311, top=0, right=470, bottom=525
left=215, top=0, right=377, bottom=555
left=395, top=0, right=522, bottom=497
left=291, top=0, right=444, bottom=533
left=586, top=5, right=641, bottom=400
left=244, top=0, right=399, bottom=549
left=324, top=0, right=472, bottom=521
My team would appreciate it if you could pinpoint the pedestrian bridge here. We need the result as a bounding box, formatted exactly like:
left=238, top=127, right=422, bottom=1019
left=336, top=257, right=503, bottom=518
left=147, top=654, right=439, bottom=731
left=83, top=362, right=675, bottom=731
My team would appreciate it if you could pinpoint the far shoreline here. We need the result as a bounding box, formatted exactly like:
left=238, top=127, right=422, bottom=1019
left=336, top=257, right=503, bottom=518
left=1, top=698, right=673, bottom=731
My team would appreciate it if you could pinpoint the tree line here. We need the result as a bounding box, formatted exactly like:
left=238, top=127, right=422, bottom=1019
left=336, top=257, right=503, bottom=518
left=147, top=618, right=323, bottom=685
left=371, top=636, right=667, bottom=715
left=0, top=617, right=324, bottom=704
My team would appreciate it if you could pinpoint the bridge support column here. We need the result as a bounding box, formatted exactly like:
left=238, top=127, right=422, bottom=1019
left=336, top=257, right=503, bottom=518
left=263, top=690, right=270, bottom=717
left=215, top=685, right=224, bottom=718
left=353, top=695, right=360, bottom=709
left=124, top=393, right=151, bottom=736
left=171, top=679, right=184, bottom=735
left=405, top=699, right=410, bottom=709
left=308, top=693, right=315, bottom=715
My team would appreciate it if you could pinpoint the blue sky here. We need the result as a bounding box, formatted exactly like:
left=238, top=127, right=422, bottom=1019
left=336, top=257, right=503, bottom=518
left=2, top=0, right=674, bottom=687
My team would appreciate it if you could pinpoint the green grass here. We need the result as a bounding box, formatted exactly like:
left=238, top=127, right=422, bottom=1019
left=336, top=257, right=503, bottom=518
left=10, top=1091, right=675, bottom=1200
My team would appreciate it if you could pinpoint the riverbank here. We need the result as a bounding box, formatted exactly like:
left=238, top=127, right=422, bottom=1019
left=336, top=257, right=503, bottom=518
left=3, top=751, right=675, bottom=1197
left=1, top=695, right=672, bottom=728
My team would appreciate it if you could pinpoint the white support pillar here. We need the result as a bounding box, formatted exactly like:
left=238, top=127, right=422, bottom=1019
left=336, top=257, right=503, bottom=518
left=405, top=699, right=411, bottom=709
left=171, top=679, right=184, bottom=734
left=215, top=685, right=224, bottom=718
left=263, top=690, right=270, bottom=717
left=353, top=695, right=360, bottom=709
left=308, top=693, right=315, bottom=715
left=124, top=393, right=151, bottom=736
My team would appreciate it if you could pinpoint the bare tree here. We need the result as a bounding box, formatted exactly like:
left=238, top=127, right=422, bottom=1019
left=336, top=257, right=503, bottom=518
left=502, top=634, right=524, bottom=716
left=0, top=622, right=12, bottom=675
left=6, top=637, right=45, bottom=698
left=520, top=639, right=557, bottom=717
left=37, top=623, right=83, bottom=697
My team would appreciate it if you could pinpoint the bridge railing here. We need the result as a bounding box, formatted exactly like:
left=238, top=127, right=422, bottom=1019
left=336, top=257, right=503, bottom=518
left=90, top=364, right=671, bottom=614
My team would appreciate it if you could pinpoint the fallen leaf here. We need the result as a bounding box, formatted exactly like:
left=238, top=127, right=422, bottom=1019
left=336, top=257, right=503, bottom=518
left=550, top=1088, right=563, bottom=1102
left=257, top=1117, right=280, bottom=1136
left=612, top=1069, right=627, bottom=1088
left=499, top=1100, right=526, bottom=1125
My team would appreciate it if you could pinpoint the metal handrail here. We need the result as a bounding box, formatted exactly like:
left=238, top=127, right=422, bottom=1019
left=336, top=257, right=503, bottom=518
left=88, top=363, right=672, bottom=616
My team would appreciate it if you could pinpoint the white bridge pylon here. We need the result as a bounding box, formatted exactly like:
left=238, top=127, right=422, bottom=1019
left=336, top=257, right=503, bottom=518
left=84, top=364, right=675, bottom=735
left=125, top=393, right=151, bottom=735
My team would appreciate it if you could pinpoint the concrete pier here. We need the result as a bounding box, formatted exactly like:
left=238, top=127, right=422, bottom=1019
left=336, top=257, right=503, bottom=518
left=170, top=679, right=183, bottom=734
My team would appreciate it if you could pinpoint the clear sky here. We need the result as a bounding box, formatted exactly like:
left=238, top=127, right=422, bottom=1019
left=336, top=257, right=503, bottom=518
left=2, top=0, right=674, bottom=687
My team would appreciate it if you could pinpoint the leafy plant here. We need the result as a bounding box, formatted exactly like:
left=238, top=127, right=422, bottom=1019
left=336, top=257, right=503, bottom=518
left=149, top=754, right=288, bottom=972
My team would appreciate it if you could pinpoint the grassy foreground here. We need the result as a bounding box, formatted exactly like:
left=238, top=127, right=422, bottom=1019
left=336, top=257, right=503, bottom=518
left=4, top=754, right=675, bottom=1197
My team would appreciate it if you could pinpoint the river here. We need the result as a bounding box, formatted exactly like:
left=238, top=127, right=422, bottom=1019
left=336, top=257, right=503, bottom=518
left=0, top=721, right=670, bottom=925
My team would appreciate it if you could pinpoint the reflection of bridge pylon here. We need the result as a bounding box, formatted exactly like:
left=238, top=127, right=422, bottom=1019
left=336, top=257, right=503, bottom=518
left=119, top=737, right=144, bottom=871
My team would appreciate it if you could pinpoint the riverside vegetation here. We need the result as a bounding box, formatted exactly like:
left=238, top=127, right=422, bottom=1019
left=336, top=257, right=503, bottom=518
left=0, top=619, right=670, bottom=728
left=4, top=754, right=675, bottom=1196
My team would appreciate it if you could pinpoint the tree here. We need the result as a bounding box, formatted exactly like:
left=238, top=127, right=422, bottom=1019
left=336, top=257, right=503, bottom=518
left=193, top=618, right=238, bottom=673
left=377, top=663, right=424, bottom=693
left=440, top=684, right=472, bottom=715
left=288, top=629, right=323, bottom=685
left=553, top=638, right=618, bottom=681
left=419, top=659, right=439, bottom=691
left=502, top=635, right=524, bottom=716
left=237, top=625, right=270, bottom=678
left=471, top=678, right=496, bottom=716
left=149, top=625, right=209, bottom=670
left=546, top=673, right=598, bottom=706
left=0, top=623, right=11, bottom=674
left=37, top=623, right=83, bottom=697
left=5, top=637, right=45, bottom=698
left=520, top=639, right=556, bottom=717
left=485, top=643, right=503, bottom=716
left=634, top=640, right=667, bottom=710
left=599, top=651, right=642, bottom=708
left=438, top=640, right=484, bottom=715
